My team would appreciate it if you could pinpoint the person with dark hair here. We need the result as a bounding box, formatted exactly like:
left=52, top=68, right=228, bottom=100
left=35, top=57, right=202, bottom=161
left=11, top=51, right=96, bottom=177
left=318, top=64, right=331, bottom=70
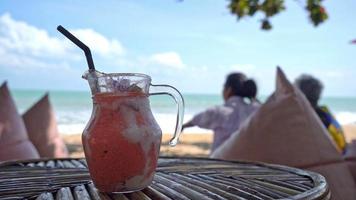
left=295, top=74, right=347, bottom=153
left=242, top=79, right=260, bottom=104
left=182, top=72, right=260, bottom=153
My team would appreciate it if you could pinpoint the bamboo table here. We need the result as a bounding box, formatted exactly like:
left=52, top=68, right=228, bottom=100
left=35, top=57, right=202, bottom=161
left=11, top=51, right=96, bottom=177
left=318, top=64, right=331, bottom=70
left=0, top=157, right=329, bottom=200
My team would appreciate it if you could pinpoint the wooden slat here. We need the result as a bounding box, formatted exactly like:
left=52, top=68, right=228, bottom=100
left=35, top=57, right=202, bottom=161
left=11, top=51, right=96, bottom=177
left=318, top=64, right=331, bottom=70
left=170, top=173, right=242, bottom=200
left=27, top=163, right=35, bottom=167
left=86, top=183, right=101, bottom=200
left=127, top=191, right=152, bottom=200
left=56, top=160, right=65, bottom=168
left=194, top=174, right=263, bottom=200
left=73, top=185, right=91, bottom=200
left=152, top=182, right=190, bottom=200
left=56, top=187, right=74, bottom=200
left=37, top=162, right=45, bottom=167
left=159, top=173, right=227, bottom=200
left=71, top=160, right=87, bottom=169
left=191, top=174, right=281, bottom=199
left=0, top=157, right=329, bottom=200
left=79, top=159, right=88, bottom=167
left=155, top=173, right=216, bottom=200
left=46, top=160, right=56, bottom=168
left=98, top=193, right=113, bottom=200
left=63, top=160, right=76, bottom=168
left=143, top=187, right=172, bottom=200
left=110, top=193, right=130, bottom=200
left=36, top=192, right=54, bottom=200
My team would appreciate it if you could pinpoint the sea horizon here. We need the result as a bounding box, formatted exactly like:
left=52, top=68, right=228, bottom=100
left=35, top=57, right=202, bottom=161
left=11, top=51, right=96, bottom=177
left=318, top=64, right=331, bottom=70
left=9, top=88, right=356, bottom=135
left=8, top=87, right=356, bottom=98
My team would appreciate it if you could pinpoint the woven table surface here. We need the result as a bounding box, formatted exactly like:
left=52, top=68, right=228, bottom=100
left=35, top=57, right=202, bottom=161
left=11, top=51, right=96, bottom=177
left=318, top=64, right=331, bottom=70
left=0, top=157, right=329, bottom=200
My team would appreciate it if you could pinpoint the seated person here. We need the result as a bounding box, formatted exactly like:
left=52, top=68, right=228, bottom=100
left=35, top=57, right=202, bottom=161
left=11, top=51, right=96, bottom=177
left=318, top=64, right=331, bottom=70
left=295, top=74, right=346, bottom=153
left=182, top=72, right=260, bottom=153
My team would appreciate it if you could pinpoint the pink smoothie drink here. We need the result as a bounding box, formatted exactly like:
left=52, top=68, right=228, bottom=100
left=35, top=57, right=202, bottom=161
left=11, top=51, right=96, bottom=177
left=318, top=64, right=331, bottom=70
left=82, top=92, right=161, bottom=192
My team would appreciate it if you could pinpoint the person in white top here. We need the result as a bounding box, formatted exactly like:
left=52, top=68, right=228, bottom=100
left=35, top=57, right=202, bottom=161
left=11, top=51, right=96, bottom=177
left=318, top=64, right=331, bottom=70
left=182, top=73, right=260, bottom=153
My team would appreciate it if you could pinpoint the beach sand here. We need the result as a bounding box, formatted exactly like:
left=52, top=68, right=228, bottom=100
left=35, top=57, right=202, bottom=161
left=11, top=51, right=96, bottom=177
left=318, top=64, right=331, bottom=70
left=63, top=124, right=356, bottom=158
left=343, top=123, right=356, bottom=143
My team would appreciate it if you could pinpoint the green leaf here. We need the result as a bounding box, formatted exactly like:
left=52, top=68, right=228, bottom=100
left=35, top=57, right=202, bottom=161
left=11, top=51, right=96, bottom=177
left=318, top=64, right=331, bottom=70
left=227, top=0, right=327, bottom=30
left=261, top=19, right=272, bottom=30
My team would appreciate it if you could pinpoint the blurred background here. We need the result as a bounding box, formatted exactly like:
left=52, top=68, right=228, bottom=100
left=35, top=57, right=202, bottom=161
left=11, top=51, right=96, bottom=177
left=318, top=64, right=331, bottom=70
left=0, top=0, right=355, bottom=138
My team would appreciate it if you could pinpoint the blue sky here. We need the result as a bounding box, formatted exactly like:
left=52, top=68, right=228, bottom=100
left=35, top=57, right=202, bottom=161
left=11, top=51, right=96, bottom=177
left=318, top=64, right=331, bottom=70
left=0, top=0, right=355, bottom=96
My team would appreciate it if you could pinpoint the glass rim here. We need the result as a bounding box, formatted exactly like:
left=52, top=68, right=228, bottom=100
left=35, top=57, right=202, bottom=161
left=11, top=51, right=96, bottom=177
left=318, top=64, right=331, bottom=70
left=97, top=72, right=152, bottom=81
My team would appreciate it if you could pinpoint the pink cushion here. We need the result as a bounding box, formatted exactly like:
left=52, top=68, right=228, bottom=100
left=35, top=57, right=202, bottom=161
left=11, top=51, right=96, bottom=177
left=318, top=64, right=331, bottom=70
left=0, top=82, right=39, bottom=161
left=211, top=67, right=341, bottom=167
left=23, top=93, right=68, bottom=158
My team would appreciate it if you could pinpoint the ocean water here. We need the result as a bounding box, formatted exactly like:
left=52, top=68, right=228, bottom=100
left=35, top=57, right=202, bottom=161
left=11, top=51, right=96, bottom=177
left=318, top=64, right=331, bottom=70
left=11, top=89, right=356, bottom=135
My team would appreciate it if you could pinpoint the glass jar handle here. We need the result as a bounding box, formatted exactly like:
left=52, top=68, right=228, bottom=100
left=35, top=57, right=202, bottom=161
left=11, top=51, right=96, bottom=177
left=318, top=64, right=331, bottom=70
left=149, top=84, right=185, bottom=146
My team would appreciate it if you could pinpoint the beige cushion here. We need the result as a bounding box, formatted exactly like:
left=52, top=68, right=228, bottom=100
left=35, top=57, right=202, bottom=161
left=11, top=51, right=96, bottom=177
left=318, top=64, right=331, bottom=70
left=344, top=140, right=356, bottom=183
left=23, top=93, right=68, bottom=158
left=346, top=160, right=356, bottom=185
left=211, top=67, right=356, bottom=199
left=211, top=67, right=341, bottom=167
left=344, top=140, right=356, bottom=160
left=0, top=82, right=39, bottom=161
left=0, top=123, right=3, bottom=139
left=306, top=162, right=356, bottom=200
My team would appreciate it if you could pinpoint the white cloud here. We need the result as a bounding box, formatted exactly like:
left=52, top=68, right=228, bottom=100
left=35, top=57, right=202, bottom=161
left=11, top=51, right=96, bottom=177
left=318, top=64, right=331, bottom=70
left=0, top=12, right=186, bottom=78
left=0, top=12, right=125, bottom=68
left=0, top=51, right=71, bottom=72
left=0, top=13, right=196, bottom=91
left=71, top=29, right=124, bottom=57
left=149, top=52, right=185, bottom=69
left=0, top=13, right=71, bottom=58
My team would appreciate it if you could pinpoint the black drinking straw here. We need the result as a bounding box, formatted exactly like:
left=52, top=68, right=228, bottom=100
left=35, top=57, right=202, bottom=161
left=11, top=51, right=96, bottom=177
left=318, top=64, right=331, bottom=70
left=57, top=25, right=95, bottom=71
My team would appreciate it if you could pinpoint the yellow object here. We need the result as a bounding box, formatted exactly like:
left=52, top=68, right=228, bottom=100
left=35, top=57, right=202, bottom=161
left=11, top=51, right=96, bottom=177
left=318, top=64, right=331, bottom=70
left=319, top=106, right=346, bottom=153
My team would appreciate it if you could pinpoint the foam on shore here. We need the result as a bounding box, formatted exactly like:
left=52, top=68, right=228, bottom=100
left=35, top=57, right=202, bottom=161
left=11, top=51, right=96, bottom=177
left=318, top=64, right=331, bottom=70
left=58, top=111, right=355, bottom=135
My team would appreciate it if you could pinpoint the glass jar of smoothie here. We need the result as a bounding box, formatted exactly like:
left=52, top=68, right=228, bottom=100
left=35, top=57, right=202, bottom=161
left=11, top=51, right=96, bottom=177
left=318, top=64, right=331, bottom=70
left=82, top=71, right=184, bottom=193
